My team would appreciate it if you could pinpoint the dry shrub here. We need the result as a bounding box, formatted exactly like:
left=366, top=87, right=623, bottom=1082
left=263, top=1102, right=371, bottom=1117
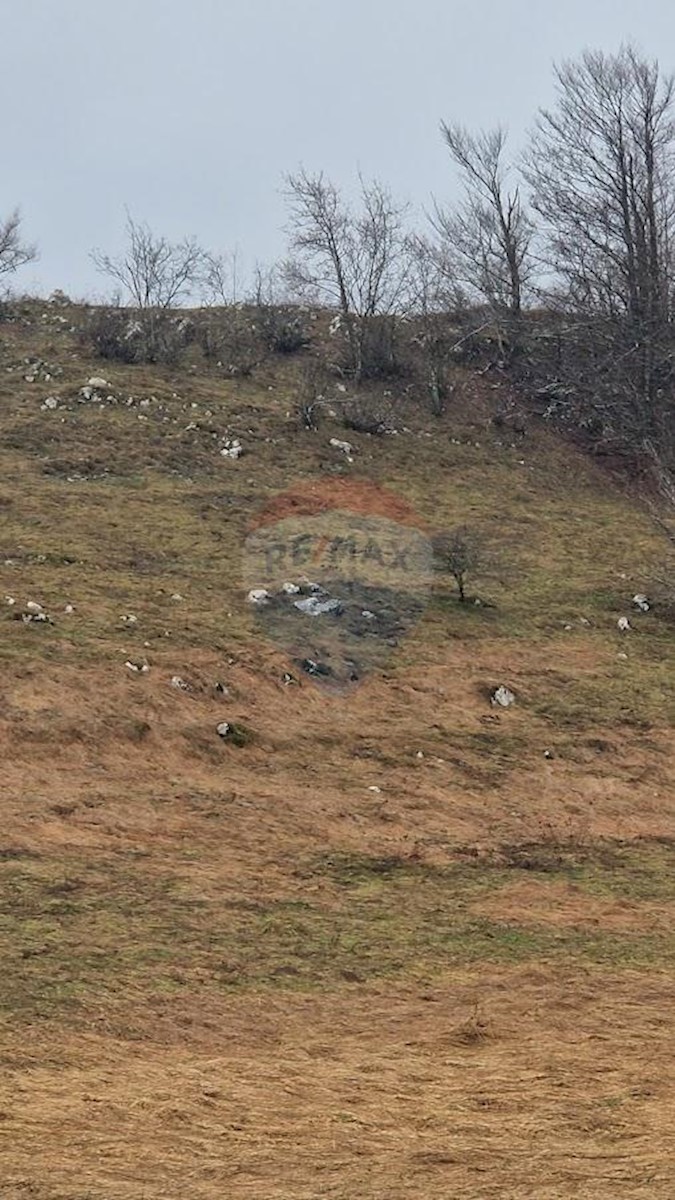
left=451, top=1002, right=493, bottom=1046
left=341, top=393, right=398, bottom=435
left=257, top=305, right=310, bottom=355
left=196, top=309, right=260, bottom=376
left=84, top=307, right=193, bottom=365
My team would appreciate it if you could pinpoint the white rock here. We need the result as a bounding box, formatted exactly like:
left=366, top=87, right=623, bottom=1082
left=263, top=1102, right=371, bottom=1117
left=216, top=721, right=231, bottom=739
left=617, top=617, right=631, bottom=632
left=25, top=601, right=43, bottom=614
left=42, top=396, right=59, bottom=410
left=247, top=588, right=270, bottom=605
left=220, top=439, right=243, bottom=460
left=361, top=610, right=376, bottom=620
left=633, top=594, right=650, bottom=612
left=64, top=604, right=75, bottom=615
left=87, top=377, right=108, bottom=389
left=170, top=593, right=184, bottom=602
left=121, top=613, right=138, bottom=625
left=294, top=596, right=340, bottom=617
left=329, top=437, right=353, bottom=460
left=367, top=785, right=382, bottom=793
left=125, top=660, right=149, bottom=673
left=491, top=686, right=516, bottom=708
left=170, top=675, right=189, bottom=691
left=281, top=582, right=301, bottom=595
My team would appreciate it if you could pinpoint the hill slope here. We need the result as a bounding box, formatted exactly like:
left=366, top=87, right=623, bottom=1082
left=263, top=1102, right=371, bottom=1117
left=1, top=301, right=675, bottom=1198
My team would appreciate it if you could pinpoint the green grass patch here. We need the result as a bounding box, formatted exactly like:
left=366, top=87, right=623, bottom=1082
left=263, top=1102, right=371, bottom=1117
left=2, top=839, right=675, bottom=1021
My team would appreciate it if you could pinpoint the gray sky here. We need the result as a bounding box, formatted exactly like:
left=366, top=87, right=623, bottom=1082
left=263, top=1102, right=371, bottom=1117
left=4, top=0, right=675, bottom=299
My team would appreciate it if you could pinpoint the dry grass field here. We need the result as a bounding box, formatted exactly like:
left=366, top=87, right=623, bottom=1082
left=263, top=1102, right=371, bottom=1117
left=1, top=300, right=674, bottom=1197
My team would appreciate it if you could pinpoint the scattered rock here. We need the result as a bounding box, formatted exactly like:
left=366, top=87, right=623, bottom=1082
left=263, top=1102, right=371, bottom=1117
left=64, top=604, right=75, bottom=615
left=125, top=660, right=149, bottom=673
left=294, top=595, right=341, bottom=617
left=300, top=658, right=332, bottom=678
left=617, top=617, right=631, bottom=632
left=329, top=437, right=354, bottom=462
left=367, top=785, right=382, bottom=794
left=170, top=675, right=189, bottom=691
left=25, top=601, right=43, bottom=614
left=214, top=681, right=229, bottom=695
left=491, top=686, right=516, bottom=708
left=282, top=582, right=301, bottom=595
left=171, top=593, right=184, bottom=602
left=216, top=721, right=252, bottom=746
left=220, top=439, right=243, bottom=460
left=87, top=376, right=109, bottom=389
left=20, top=611, right=52, bottom=625
left=633, top=594, right=650, bottom=612
left=247, top=588, right=270, bottom=605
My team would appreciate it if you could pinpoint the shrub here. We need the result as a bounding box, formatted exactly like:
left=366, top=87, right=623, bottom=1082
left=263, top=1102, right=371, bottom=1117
left=257, top=305, right=310, bottom=355
left=294, top=359, right=327, bottom=429
left=357, top=316, right=404, bottom=381
left=84, top=306, right=193, bottom=365
left=341, top=393, right=398, bottom=436
left=196, top=309, right=259, bottom=376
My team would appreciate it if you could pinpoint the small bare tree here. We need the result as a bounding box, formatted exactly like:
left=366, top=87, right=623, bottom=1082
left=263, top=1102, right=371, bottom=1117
left=433, top=527, right=485, bottom=602
left=282, top=170, right=411, bottom=378
left=91, top=215, right=208, bottom=361
left=0, top=209, right=37, bottom=281
left=92, top=214, right=207, bottom=309
left=405, top=233, right=462, bottom=414
left=202, top=247, right=243, bottom=306
left=433, top=125, right=534, bottom=318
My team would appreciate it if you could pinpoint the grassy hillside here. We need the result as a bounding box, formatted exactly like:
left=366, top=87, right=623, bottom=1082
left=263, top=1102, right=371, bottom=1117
left=1, top=299, right=675, bottom=1198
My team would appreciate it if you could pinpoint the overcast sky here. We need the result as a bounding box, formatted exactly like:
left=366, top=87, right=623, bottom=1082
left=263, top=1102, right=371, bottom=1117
left=3, top=0, right=675, bottom=299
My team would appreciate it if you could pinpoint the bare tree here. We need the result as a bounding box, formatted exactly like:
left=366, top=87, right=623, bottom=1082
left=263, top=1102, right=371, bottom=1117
left=202, top=247, right=243, bottom=306
left=91, top=215, right=208, bottom=361
left=405, top=233, right=460, bottom=413
left=0, top=209, right=37, bottom=280
left=433, top=125, right=534, bottom=316
left=282, top=170, right=411, bottom=378
left=433, top=527, right=485, bottom=602
left=524, top=46, right=675, bottom=334
left=92, top=215, right=207, bottom=310
left=521, top=46, right=675, bottom=485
